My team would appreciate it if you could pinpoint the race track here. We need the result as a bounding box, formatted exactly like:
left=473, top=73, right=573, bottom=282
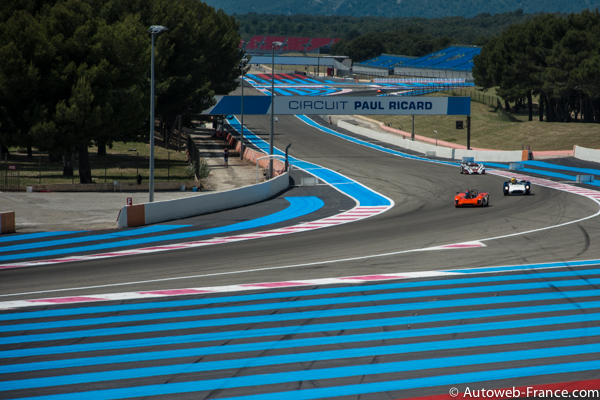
left=2, top=114, right=599, bottom=295
left=2, top=111, right=600, bottom=399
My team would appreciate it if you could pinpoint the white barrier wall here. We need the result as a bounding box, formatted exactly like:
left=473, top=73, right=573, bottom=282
left=393, top=67, right=473, bottom=80
left=337, top=120, right=525, bottom=162
left=117, top=172, right=290, bottom=228
left=574, top=145, right=600, bottom=163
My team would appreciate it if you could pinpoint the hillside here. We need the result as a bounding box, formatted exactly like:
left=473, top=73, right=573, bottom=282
left=205, top=0, right=600, bottom=18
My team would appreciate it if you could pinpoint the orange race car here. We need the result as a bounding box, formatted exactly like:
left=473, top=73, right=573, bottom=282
left=455, top=189, right=489, bottom=207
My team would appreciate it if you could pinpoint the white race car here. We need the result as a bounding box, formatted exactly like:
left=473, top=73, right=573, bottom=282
left=460, top=162, right=485, bottom=174
left=503, top=178, right=532, bottom=195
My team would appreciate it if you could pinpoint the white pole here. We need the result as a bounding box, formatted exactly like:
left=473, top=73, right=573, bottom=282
left=269, top=45, right=275, bottom=180
left=240, top=62, right=245, bottom=160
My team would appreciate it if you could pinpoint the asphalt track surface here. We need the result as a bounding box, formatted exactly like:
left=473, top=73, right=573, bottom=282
left=2, top=105, right=600, bottom=399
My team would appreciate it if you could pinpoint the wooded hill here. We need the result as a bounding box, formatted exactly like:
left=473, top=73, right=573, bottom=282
left=237, top=10, right=544, bottom=46
left=208, top=0, right=599, bottom=19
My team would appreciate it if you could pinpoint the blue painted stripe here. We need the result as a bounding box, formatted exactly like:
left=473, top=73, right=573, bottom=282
left=333, top=182, right=390, bottom=206
left=3, top=294, right=599, bottom=345
left=245, top=74, right=269, bottom=84
left=449, top=259, right=600, bottom=274
left=6, top=279, right=599, bottom=332
left=297, top=111, right=600, bottom=197
left=6, top=345, right=600, bottom=397
left=218, top=360, right=600, bottom=400
left=484, top=162, right=510, bottom=169
left=302, top=77, right=323, bottom=84
left=0, top=225, right=191, bottom=253
left=520, top=167, right=600, bottom=187
left=295, top=114, right=457, bottom=168
left=524, top=160, right=600, bottom=176
left=285, top=87, right=308, bottom=95
left=487, top=160, right=600, bottom=177
left=0, top=231, right=84, bottom=244
left=485, top=162, right=600, bottom=187
left=0, top=197, right=323, bottom=262
left=5, top=318, right=599, bottom=374
left=4, top=268, right=599, bottom=322
left=274, top=88, right=292, bottom=96
left=291, top=113, right=597, bottom=194
left=227, top=116, right=391, bottom=207
left=4, top=307, right=600, bottom=360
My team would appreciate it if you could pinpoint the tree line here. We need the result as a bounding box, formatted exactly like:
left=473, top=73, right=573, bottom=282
left=473, top=10, right=600, bottom=123
left=330, top=27, right=455, bottom=62
left=208, top=0, right=598, bottom=20
left=0, top=0, right=242, bottom=183
left=235, top=10, right=534, bottom=46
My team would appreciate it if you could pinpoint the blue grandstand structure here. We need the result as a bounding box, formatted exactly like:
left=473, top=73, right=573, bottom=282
left=359, top=54, right=416, bottom=68
left=355, top=45, right=481, bottom=79
left=360, top=46, right=480, bottom=70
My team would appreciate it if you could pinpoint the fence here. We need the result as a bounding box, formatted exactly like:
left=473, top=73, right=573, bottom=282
left=0, top=146, right=190, bottom=191
left=441, top=87, right=503, bottom=108
left=1, top=164, right=20, bottom=191
left=161, top=115, right=186, bottom=152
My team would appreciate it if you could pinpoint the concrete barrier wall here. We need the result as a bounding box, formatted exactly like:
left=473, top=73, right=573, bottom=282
left=144, top=171, right=289, bottom=226
left=219, top=130, right=287, bottom=176
left=117, top=127, right=291, bottom=228
left=352, top=65, right=389, bottom=76
left=117, top=171, right=289, bottom=228
left=337, top=120, right=525, bottom=162
left=574, top=145, right=600, bottom=163
left=393, top=67, right=473, bottom=80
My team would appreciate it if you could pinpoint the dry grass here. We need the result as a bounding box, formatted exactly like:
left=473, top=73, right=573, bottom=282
left=370, top=91, right=600, bottom=151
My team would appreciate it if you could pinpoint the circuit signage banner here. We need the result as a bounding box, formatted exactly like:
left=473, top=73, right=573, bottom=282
left=203, top=96, right=471, bottom=116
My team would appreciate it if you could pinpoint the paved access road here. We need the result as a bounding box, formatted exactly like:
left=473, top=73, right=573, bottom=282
left=2, top=112, right=600, bottom=399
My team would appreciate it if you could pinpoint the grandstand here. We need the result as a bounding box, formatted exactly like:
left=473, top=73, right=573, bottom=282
left=242, top=36, right=340, bottom=55
left=360, top=46, right=480, bottom=71
left=359, top=54, right=416, bottom=68
left=402, top=46, right=480, bottom=70
left=356, top=45, right=480, bottom=79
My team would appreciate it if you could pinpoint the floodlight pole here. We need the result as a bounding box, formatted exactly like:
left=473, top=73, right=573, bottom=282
left=240, top=59, right=246, bottom=160
left=148, top=25, right=168, bottom=203
left=270, top=41, right=284, bottom=179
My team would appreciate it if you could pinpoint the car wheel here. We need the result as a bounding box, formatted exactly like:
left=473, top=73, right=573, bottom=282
left=503, top=191, right=508, bottom=196
left=485, top=196, right=490, bottom=206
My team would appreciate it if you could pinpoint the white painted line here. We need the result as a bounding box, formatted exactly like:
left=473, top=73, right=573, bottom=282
left=0, top=270, right=463, bottom=310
